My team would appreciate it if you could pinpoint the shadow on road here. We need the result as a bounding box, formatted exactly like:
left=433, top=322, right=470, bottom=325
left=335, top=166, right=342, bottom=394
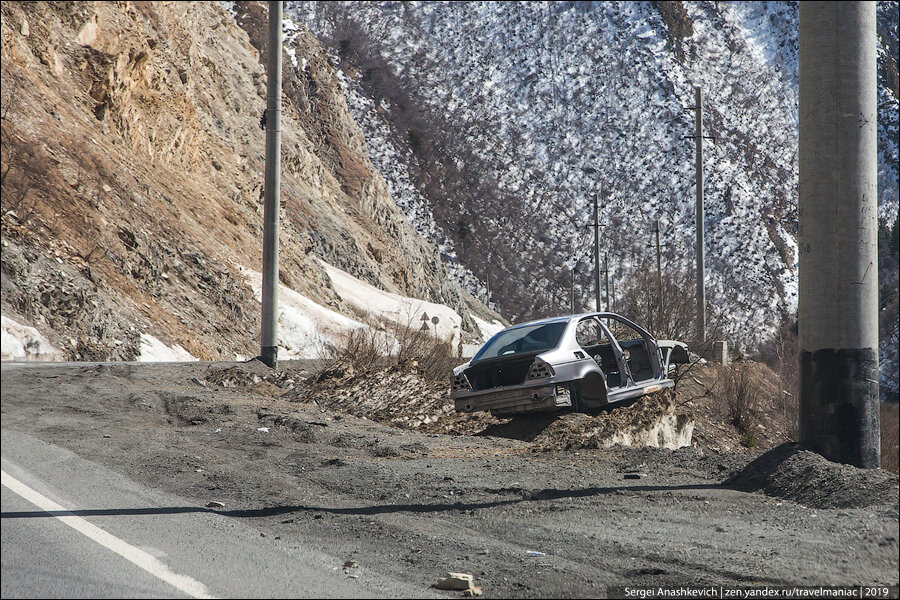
left=1, top=482, right=722, bottom=520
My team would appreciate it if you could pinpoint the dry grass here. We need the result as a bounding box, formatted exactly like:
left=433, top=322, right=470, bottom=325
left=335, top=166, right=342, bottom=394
left=317, top=312, right=457, bottom=383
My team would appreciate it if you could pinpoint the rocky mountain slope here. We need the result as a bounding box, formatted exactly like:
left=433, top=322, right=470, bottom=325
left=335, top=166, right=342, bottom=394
left=1, top=1, right=497, bottom=362
left=288, top=2, right=898, bottom=372
left=289, top=1, right=898, bottom=392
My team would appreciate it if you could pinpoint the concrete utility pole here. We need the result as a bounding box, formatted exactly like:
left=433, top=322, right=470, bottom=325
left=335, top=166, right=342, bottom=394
left=582, top=166, right=605, bottom=313
left=652, top=218, right=663, bottom=321
left=684, top=88, right=715, bottom=341
left=798, top=1, right=879, bottom=468
left=260, top=0, right=282, bottom=368
left=571, top=265, right=577, bottom=314
left=592, top=192, right=602, bottom=312
left=692, top=86, right=706, bottom=342
left=603, top=252, right=610, bottom=313
left=609, top=266, right=616, bottom=315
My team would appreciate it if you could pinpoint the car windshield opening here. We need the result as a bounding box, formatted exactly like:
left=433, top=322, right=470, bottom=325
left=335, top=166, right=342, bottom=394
left=474, top=322, right=567, bottom=361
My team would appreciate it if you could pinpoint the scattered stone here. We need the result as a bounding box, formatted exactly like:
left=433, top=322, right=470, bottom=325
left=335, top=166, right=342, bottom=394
left=103, top=434, right=112, bottom=438
left=715, top=526, right=726, bottom=532
left=343, top=560, right=358, bottom=569
left=433, top=572, right=475, bottom=591
left=190, top=376, right=207, bottom=387
left=206, top=501, right=225, bottom=508
left=624, top=472, right=647, bottom=479
left=525, top=550, right=547, bottom=557
left=463, top=587, right=483, bottom=597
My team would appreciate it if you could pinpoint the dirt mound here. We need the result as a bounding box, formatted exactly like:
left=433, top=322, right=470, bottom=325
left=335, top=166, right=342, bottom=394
left=673, top=362, right=792, bottom=454
left=531, top=391, right=693, bottom=451
left=300, top=363, right=695, bottom=450
left=203, top=362, right=299, bottom=393
left=298, top=360, right=459, bottom=430
left=726, top=443, right=900, bottom=509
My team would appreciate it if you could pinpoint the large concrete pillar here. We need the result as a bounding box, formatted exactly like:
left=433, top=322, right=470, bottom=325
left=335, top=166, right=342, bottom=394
left=798, top=2, right=879, bottom=468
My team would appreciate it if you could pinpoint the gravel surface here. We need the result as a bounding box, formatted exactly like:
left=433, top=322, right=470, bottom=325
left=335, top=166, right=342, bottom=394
left=2, top=360, right=897, bottom=598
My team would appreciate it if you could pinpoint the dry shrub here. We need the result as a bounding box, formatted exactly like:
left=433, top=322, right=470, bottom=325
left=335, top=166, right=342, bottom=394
left=335, top=324, right=393, bottom=372
left=713, top=365, right=763, bottom=435
left=391, top=320, right=457, bottom=381
left=317, top=310, right=457, bottom=383
left=616, top=257, right=727, bottom=357
left=881, top=402, right=899, bottom=475
left=758, top=316, right=800, bottom=441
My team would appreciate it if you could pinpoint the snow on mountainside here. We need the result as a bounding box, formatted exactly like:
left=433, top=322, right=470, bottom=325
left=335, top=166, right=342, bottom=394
left=1, top=1, right=500, bottom=365
left=289, top=0, right=899, bottom=392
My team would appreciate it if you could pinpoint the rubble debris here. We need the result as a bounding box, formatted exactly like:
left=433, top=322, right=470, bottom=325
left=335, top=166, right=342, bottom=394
left=301, top=362, right=694, bottom=452
left=206, top=501, right=225, bottom=508
left=726, top=443, right=899, bottom=510
left=433, top=572, right=476, bottom=592
left=532, top=392, right=693, bottom=451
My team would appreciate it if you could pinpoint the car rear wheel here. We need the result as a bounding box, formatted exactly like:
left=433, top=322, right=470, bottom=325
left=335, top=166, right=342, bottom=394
left=578, top=372, right=608, bottom=412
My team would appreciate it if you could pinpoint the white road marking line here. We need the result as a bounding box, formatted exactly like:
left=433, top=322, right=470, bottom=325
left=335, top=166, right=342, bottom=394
left=1, top=468, right=216, bottom=599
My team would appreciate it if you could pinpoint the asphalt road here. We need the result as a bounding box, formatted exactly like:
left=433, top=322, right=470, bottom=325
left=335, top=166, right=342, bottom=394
left=0, top=429, right=432, bottom=599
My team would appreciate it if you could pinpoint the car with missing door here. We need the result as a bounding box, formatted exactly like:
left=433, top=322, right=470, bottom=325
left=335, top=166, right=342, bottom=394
left=451, top=313, right=688, bottom=415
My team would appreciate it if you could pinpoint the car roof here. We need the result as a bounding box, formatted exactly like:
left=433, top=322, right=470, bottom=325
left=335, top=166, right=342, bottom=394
left=505, top=312, right=622, bottom=330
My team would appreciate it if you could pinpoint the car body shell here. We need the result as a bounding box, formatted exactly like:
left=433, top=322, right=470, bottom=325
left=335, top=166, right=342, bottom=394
left=451, top=312, right=688, bottom=415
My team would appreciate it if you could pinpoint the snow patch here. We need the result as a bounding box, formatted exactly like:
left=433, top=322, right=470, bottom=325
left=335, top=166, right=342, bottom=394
left=138, top=334, right=196, bottom=362
left=605, top=415, right=695, bottom=450
left=238, top=266, right=368, bottom=359
left=1, top=315, right=64, bottom=361
left=470, top=314, right=504, bottom=342
left=319, top=259, right=463, bottom=348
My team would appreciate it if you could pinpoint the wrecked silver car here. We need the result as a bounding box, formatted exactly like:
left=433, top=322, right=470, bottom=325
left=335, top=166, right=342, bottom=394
left=451, top=313, right=688, bottom=415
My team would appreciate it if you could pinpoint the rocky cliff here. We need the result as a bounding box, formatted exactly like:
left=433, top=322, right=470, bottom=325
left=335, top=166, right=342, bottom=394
left=0, top=1, right=495, bottom=361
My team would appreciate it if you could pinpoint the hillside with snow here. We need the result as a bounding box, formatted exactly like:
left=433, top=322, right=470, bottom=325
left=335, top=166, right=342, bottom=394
left=1, top=1, right=501, bottom=365
left=288, top=0, right=899, bottom=394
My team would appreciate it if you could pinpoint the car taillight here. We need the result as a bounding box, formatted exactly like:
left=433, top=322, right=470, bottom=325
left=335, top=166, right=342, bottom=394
left=451, top=373, right=471, bottom=391
left=527, top=360, right=554, bottom=380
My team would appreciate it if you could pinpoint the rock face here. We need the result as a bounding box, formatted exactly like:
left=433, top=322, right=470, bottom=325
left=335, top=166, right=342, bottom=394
left=0, top=1, right=491, bottom=360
